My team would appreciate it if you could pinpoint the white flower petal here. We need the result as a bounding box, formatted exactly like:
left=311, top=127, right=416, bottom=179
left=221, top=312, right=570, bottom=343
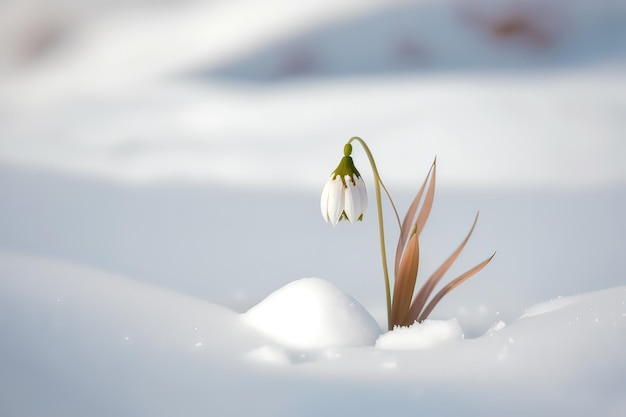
left=325, top=178, right=345, bottom=225
left=320, top=179, right=333, bottom=222
left=355, top=176, right=368, bottom=215
left=344, top=177, right=361, bottom=223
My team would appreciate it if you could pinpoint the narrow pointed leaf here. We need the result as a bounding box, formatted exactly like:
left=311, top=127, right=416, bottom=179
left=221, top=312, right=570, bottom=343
left=417, top=252, right=496, bottom=322
left=390, top=233, right=419, bottom=326
left=414, top=158, right=436, bottom=237
left=405, top=211, right=480, bottom=323
left=378, top=176, right=401, bottom=230
left=394, top=159, right=436, bottom=275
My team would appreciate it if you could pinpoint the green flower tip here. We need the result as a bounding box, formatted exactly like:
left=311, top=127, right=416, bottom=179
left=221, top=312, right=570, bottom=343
left=343, top=143, right=353, bottom=157
left=331, top=155, right=362, bottom=184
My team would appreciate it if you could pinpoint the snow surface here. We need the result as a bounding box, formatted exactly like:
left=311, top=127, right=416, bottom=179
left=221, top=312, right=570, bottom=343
left=2, top=251, right=625, bottom=416
left=1, top=0, right=625, bottom=416
left=376, top=319, right=464, bottom=350
left=244, top=278, right=381, bottom=349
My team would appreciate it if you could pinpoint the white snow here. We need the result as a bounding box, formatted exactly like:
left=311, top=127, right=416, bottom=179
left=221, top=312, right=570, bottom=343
left=0, top=0, right=625, bottom=416
left=375, top=319, right=464, bottom=350
left=2, top=250, right=624, bottom=416
left=244, top=278, right=381, bottom=349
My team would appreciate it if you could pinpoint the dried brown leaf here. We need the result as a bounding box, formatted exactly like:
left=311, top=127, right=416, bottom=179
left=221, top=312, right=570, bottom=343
left=417, top=252, right=496, bottom=322
left=404, top=212, right=480, bottom=324
left=414, top=158, right=436, bottom=237
left=394, top=159, right=436, bottom=274
left=390, top=232, right=420, bottom=326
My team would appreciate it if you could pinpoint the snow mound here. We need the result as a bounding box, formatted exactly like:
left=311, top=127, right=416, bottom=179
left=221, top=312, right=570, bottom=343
left=243, top=278, right=381, bottom=349
left=520, top=295, right=578, bottom=318
left=375, top=318, right=463, bottom=350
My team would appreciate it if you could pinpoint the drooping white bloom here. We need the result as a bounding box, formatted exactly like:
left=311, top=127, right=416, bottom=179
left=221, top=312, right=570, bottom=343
left=321, top=173, right=368, bottom=225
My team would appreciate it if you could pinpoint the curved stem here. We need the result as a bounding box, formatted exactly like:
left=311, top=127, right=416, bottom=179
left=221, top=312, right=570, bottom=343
left=348, top=136, right=393, bottom=330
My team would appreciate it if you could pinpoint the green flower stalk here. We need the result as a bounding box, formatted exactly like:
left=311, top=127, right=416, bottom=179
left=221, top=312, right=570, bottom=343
left=321, top=137, right=394, bottom=329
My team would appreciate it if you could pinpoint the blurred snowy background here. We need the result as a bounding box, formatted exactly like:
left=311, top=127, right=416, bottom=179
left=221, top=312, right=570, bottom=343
left=1, top=0, right=625, bottom=416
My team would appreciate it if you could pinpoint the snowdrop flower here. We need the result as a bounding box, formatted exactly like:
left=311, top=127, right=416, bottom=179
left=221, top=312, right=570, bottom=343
left=320, top=136, right=494, bottom=331
left=320, top=143, right=368, bottom=225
